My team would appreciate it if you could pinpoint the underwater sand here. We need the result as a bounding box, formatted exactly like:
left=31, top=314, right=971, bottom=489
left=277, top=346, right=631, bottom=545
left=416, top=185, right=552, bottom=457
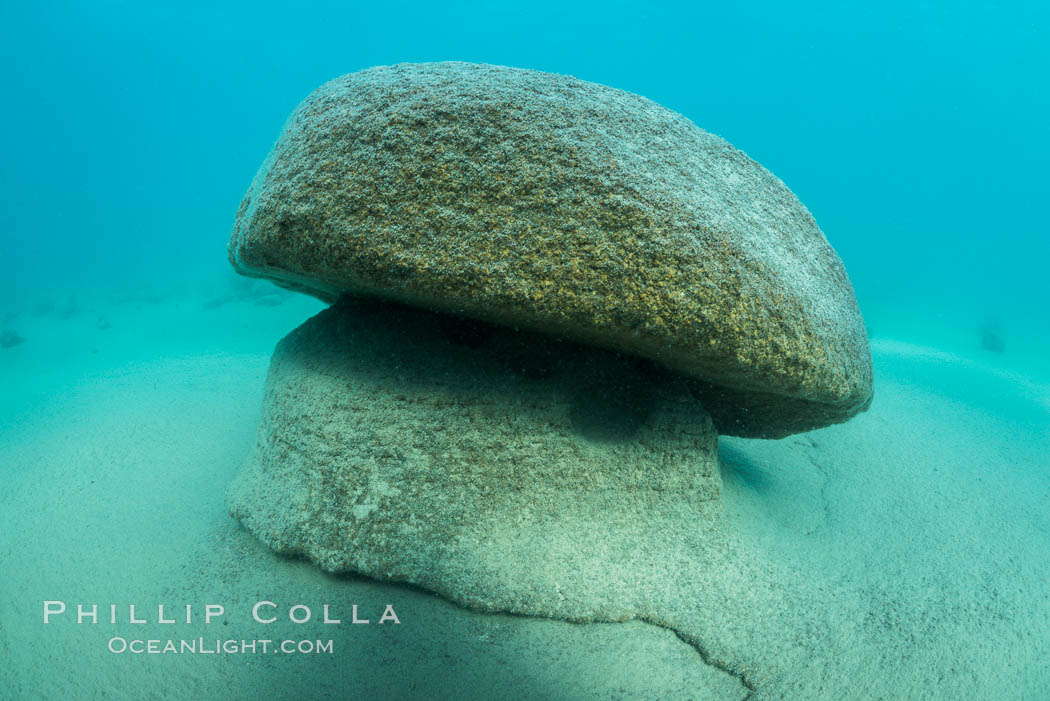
left=0, top=293, right=1047, bottom=699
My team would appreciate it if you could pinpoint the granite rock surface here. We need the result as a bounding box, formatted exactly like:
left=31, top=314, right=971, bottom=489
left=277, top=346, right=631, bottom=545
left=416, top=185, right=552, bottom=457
left=228, top=62, right=873, bottom=437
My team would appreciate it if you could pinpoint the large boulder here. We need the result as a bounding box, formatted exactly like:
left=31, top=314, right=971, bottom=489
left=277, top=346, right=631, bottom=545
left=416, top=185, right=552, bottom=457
left=227, top=299, right=723, bottom=618
left=228, top=62, right=872, bottom=438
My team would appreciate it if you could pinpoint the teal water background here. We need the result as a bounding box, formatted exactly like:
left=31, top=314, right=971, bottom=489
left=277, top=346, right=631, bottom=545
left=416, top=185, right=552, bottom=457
left=1, top=5, right=1048, bottom=699
left=2, top=0, right=1047, bottom=366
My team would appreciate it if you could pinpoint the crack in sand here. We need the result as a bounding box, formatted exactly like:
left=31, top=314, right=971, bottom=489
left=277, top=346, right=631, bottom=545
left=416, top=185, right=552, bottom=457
left=384, top=578, right=760, bottom=698
left=661, top=622, right=758, bottom=698
left=801, top=441, right=834, bottom=538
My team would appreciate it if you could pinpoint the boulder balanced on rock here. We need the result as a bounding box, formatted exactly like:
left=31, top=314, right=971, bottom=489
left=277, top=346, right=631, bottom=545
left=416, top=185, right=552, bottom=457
left=229, top=61, right=872, bottom=438
left=226, top=62, right=874, bottom=616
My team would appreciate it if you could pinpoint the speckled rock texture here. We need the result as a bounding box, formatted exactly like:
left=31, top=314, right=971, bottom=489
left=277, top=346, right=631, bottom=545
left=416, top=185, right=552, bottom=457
left=227, top=299, right=723, bottom=619
left=228, top=61, right=872, bottom=437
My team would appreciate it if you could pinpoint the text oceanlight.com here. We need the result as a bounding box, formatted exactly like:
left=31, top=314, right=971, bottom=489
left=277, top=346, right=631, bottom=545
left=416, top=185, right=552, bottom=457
left=108, top=638, right=334, bottom=655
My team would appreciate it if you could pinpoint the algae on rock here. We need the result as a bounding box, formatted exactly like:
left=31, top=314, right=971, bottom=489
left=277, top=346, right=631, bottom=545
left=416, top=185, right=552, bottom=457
left=229, top=61, right=873, bottom=438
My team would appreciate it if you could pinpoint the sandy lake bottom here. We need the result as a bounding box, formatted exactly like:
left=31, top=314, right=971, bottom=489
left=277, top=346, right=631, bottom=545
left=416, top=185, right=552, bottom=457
left=1, top=292, right=1047, bottom=700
